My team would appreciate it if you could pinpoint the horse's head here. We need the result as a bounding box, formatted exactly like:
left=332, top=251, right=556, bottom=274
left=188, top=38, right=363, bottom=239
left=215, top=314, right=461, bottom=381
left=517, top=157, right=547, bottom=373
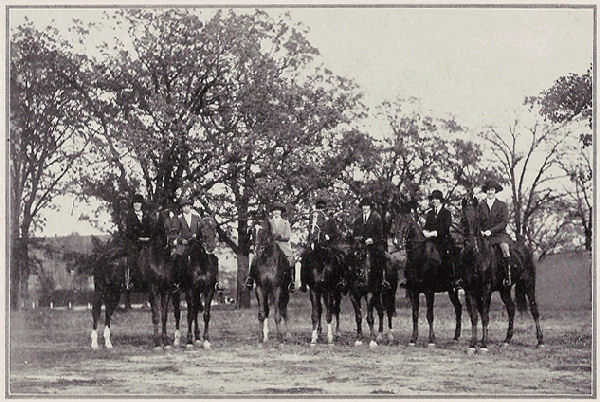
left=460, top=195, right=481, bottom=253
left=254, top=218, right=274, bottom=255
left=198, top=216, right=218, bottom=254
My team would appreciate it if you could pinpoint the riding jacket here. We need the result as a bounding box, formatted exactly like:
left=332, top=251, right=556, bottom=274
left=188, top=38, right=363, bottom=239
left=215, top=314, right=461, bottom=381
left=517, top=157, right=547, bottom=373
left=174, top=212, right=201, bottom=256
left=476, top=198, right=512, bottom=245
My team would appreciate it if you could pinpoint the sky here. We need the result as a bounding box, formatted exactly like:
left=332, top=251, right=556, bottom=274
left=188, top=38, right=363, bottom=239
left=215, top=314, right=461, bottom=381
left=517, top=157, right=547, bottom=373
left=8, top=5, right=594, bottom=237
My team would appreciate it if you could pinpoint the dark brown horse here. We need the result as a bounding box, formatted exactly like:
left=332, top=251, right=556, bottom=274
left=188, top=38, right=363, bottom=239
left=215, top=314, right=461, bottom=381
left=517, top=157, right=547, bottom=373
left=346, top=236, right=397, bottom=348
left=90, top=237, right=127, bottom=349
left=460, top=196, right=544, bottom=352
left=393, top=206, right=462, bottom=347
left=251, top=219, right=292, bottom=342
left=183, top=217, right=220, bottom=349
left=300, top=237, right=345, bottom=346
left=135, top=210, right=182, bottom=349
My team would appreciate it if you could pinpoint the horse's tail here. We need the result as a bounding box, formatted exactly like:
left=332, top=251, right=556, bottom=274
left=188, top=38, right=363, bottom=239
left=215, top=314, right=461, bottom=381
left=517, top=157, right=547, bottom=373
left=515, top=246, right=536, bottom=313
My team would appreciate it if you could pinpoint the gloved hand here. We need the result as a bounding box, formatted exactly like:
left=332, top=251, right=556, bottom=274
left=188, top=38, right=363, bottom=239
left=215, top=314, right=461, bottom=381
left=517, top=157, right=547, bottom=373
left=481, top=230, right=492, bottom=237
left=365, top=238, right=373, bottom=245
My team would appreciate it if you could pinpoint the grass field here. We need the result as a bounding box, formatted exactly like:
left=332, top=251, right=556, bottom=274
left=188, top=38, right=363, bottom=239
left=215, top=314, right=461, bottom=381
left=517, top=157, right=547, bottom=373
left=8, top=289, right=593, bottom=397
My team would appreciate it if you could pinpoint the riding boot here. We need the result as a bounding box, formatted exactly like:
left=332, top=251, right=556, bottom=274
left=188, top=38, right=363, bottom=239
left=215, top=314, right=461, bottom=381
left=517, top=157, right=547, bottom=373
left=502, top=256, right=512, bottom=287
left=381, top=254, right=391, bottom=291
left=288, top=263, right=296, bottom=293
left=244, top=260, right=257, bottom=290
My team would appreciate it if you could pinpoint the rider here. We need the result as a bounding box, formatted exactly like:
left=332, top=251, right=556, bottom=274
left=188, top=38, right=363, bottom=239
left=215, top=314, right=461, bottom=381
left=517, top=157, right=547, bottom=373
left=299, top=199, right=346, bottom=293
left=124, top=193, right=153, bottom=289
left=244, top=214, right=268, bottom=290
left=172, top=197, right=200, bottom=291
left=422, top=190, right=462, bottom=290
left=477, top=180, right=513, bottom=287
left=352, top=198, right=391, bottom=290
left=244, top=202, right=296, bottom=293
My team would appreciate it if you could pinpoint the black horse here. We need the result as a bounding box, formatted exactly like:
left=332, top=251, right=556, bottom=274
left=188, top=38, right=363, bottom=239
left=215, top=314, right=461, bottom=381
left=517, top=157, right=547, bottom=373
left=460, top=196, right=544, bottom=352
left=301, top=237, right=345, bottom=346
left=183, top=217, right=220, bottom=349
left=393, top=207, right=462, bottom=347
left=346, top=236, right=397, bottom=348
left=252, top=219, right=292, bottom=342
left=90, top=237, right=127, bottom=349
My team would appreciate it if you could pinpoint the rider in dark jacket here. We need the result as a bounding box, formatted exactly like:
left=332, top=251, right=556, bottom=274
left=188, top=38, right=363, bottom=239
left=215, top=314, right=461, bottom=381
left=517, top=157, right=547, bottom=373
left=124, top=194, right=153, bottom=288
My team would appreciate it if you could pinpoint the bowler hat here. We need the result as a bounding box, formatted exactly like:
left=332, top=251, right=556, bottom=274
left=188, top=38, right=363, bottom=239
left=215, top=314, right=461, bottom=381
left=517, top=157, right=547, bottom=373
left=482, top=180, right=503, bottom=193
left=359, top=198, right=373, bottom=207
left=271, top=201, right=286, bottom=212
left=428, top=190, right=444, bottom=202
left=179, top=197, right=193, bottom=207
left=132, top=194, right=145, bottom=205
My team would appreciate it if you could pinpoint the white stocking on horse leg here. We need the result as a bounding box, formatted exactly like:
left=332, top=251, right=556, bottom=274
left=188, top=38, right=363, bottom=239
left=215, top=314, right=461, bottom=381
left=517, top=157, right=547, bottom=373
left=91, top=330, right=99, bottom=349
left=310, top=329, right=318, bottom=346
left=173, top=330, right=181, bottom=347
left=262, top=319, right=269, bottom=342
left=104, top=326, right=113, bottom=349
left=327, top=323, right=334, bottom=345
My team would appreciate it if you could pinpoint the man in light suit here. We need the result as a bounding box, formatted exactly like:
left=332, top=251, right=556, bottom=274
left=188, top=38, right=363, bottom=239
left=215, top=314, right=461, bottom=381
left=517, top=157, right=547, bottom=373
left=477, top=180, right=513, bottom=287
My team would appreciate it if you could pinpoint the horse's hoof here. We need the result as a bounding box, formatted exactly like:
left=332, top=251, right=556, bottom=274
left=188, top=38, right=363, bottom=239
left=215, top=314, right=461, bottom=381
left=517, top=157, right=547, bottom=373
left=173, top=339, right=180, bottom=347
left=327, top=342, right=334, bottom=347
left=164, top=345, right=171, bottom=350
left=354, top=340, right=363, bottom=347
left=537, top=343, right=546, bottom=349
left=467, top=347, right=476, bottom=355
left=376, top=334, right=384, bottom=343
left=105, top=341, right=113, bottom=349
left=387, top=332, right=395, bottom=343
left=203, top=340, right=211, bottom=350
left=185, top=343, right=194, bottom=349
left=91, top=343, right=99, bottom=350
left=479, top=347, right=489, bottom=353
left=408, top=342, right=416, bottom=347
left=369, top=340, right=378, bottom=349
left=194, top=340, right=203, bottom=347
left=310, top=342, right=317, bottom=348
left=153, top=346, right=162, bottom=351
left=500, top=342, right=510, bottom=348
left=427, top=343, right=436, bottom=348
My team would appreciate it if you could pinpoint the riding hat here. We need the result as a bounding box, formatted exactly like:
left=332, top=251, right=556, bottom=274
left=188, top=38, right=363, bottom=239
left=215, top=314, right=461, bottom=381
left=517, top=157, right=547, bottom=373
left=428, top=190, right=444, bottom=202
left=132, top=194, right=145, bottom=205
left=271, top=201, right=287, bottom=212
left=358, top=198, right=373, bottom=207
left=482, top=180, right=503, bottom=193
left=179, top=197, right=193, bottom=207
left=315, top=199, right=327, bottom=209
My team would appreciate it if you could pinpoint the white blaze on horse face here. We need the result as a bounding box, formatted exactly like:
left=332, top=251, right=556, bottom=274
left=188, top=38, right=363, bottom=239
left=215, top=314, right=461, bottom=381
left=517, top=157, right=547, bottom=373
left=104, top=326, right=113, bottom=349
left=263, top=319, right=269, bottom=342
left=327, top=323, right=334, bottom=344
left=91, top=330, right=99, bottom=349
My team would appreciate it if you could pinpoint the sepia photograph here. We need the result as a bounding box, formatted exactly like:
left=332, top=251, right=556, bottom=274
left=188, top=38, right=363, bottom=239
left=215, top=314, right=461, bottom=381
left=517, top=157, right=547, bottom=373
left=5, top=2, right=595, bottom=397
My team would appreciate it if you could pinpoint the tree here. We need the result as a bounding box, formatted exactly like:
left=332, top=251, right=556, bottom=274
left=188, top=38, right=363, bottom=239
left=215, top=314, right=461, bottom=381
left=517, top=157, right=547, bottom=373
left=527, top=66, right=593, bottom=250
left=481, top=112, right=570, bottom=250
left=9, top=22, right=91, bottom=309
left=65, top=9, right=365, bottom=308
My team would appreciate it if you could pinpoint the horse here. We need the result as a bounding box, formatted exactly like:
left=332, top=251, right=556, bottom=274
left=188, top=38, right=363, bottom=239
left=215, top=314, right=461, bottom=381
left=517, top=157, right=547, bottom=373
left=460, top=196, right=544, bottom=352
left=300, top=234, right=345, bottom=346
left=251, top=218, right=292, bottom=342
left=90, top=237, right=127, bottom=349
left=182, top=216, right=220, bottom=349
left=135, top=210, right=182, bottom=349
left=392, top=206, right=462, bottom=347
left=346, top=236, right=396, bottom=348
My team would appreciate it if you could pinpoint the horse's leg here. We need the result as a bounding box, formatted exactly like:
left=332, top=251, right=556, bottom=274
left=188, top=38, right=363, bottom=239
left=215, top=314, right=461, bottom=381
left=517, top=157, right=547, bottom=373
left=193, top=288, right=202, bottom=344
left=448, top=288, right=462, bottom=342
left=325, top=292, right=334, bottom=345
left=279, top=289, right=291, bottom=340
left=526, top=286, right=545, bottom=347
left=272, top=287, right=283, bottom=342
left=104, top=287, right=120, bottom=349
left=309, top=289, right=321, bottom=346
left=148, top=288, right=161, bottom=348
left=425, top=291, right=436, bottom=346
left=465, top=291, right=478, bottom=351
left=376, top=293, right=385, bottom=344
left=478, top=286, right=492, bottom=351
left=185, top=290, right=195, bottom=346
left=91, top=288, right=102, bottom=349
left=255, top=286, right=269, bottom=343
left=202, top=290, right=214, bottom=349
left=408, top=289, right=419, bottom=345
left=365, top=292, right=377, bottom=348
left=172, top=292, right=181, bottom=347
left=161, top=292, right=170, bottom=348
left=383, top=291, right=395, bottom=343
left=333, top=292, right=342, bottom=338
left=350, top=293, right=363, bottom=346
left=498, top=287, right=515, bottom=345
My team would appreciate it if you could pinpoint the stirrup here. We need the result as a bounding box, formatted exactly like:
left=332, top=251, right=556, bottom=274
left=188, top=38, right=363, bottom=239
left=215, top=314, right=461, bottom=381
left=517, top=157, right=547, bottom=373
left=288, top=281, right=296, bottom=293
left=382, top=280, right=391, bottom=291
left=244, top=277, right=254, bottom=290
